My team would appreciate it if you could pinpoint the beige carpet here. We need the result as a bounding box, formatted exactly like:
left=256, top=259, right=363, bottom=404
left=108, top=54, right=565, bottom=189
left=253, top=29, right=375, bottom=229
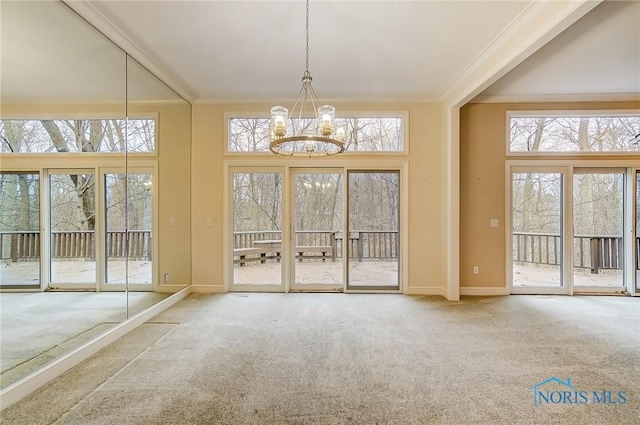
left=1, top=293, right=639, bottom=424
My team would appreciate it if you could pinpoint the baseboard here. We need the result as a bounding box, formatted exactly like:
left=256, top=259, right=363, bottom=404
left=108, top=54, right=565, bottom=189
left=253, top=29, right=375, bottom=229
left=190, top=285, right=227, bottom=293
left=0, top=286, right=192, bottom=411
left=460, top=286, right=509, bottom=296
left=156, top=284, right=190, bottom=293
left=404, top=286, right=448, bottom=298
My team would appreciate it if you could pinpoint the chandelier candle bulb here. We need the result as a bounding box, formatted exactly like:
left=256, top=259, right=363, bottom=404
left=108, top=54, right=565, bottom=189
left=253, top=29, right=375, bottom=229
left=318, top=105, right=335, bottom=137
left=305, top=140, right=316, bottom=153
left=270, top=106, right=288, bottom=139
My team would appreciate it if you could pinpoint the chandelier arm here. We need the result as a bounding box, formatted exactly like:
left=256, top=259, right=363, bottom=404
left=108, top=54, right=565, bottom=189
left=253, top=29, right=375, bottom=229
left=299, top=82, right=310, bottom=122
left=289, top=84, right=307, bottom=120
left=308, top=84, right=322, bottom=120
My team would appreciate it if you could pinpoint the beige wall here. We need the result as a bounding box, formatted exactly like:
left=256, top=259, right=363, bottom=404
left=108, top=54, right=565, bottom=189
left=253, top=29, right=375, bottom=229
left=132, top=102, right=192, bottom=289
left=460, top=100, right=640, bottom=288
left=190, top=102, right=448, bottom=292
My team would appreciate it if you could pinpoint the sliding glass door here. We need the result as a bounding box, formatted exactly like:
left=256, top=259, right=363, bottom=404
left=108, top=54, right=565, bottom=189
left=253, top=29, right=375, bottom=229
left=228, top=166, right=403, bottom=293
left=636, top=170, right=639, bottom=293
left=49, top=170, right=96, bottom=288
left=0, top=169, right=156, bottom=291
left=347, top=171, right=399, bottom=290
left=510, top=165, right=636, bottom=294
left=290, top=170, right=344, bottom=291
left=104, top=172, right=153, bottom=288
left=511, top=170, right=565, bottom=293
left=572, top=169, right=625, bottom=290
left=0, top=172, right=40, bottom=288
left=231, top=170, right=284, bottom=291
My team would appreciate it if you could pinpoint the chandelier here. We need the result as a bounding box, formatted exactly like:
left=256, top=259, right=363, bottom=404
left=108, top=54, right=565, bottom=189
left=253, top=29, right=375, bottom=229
left=269, top=0, right=345, bottom=157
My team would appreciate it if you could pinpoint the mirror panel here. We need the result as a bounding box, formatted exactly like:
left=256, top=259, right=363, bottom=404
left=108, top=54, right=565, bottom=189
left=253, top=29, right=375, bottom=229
left=125, top=56, right=191, bottom=316
left=1, top=0, right=126, bottom=388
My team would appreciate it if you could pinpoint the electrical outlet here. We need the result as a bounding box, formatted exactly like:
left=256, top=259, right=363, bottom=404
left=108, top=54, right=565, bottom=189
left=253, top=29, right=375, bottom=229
left=164, top=273, right=169, bottom=284
left=473, top=266, right=479, bottom=275
left=490, top=219, right=499, bottom=227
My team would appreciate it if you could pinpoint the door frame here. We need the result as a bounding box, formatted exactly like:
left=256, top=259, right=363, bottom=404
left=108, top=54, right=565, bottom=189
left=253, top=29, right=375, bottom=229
left=226, top=166, right=288, bottom=293
left=0, top=163, right=158, bottom=292
left=289, top=167, right=346, bottom=292
left=223, top=159, right=408, bottom=293
left=99, top=165, right=158, bottom=292
left=46, top=168, right=99, bottom=290
left=0, top=170, right=43, bottom=290
left=345, top=169, right=402, bottom=292
left=507, top=160, right=638, bottom=296
left=571, top=167, right=627, bottom=294
left=507, top=165, right=571, bottom=295
left=630, top=168, right=639, bottom=296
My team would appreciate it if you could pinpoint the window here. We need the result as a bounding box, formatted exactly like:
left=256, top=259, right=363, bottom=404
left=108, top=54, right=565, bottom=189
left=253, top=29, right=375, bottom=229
left=228, top=116, right=405, bottom=153
left=0, top=118, right=155, bottom=153
left=509, top=113, right=640, bottom=153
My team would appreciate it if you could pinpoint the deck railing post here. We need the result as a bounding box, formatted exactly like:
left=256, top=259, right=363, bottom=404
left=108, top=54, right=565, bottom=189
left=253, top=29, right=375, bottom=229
left=10, top=234, right=18, bottom=263
left=590, top=237, right=600, bottom=274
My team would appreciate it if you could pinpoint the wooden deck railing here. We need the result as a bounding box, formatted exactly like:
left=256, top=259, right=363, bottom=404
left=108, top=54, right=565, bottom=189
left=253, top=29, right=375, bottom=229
left=234, top=230, right=399, bottom=260
left=5, top=229, right=634, bottom=270
left=0, top=230, right=151, bottom=262
left=513, top=232, right=639, bottom=273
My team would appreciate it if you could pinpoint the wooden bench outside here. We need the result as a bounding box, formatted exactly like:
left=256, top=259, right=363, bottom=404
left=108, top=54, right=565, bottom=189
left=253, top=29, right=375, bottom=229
left=234, top=245, right=334, bottom=266
left=233, top=247, right=269, bottom=266
left=295, top=246, right=333, bottom=262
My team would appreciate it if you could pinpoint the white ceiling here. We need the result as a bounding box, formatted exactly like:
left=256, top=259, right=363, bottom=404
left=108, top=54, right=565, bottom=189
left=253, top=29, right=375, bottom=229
left=86, top=0, right=531, bottom=102
left=2, top=1, right=639, bottom=104
left=82, top=0, right=639, bottom=104
left=481, top=0, right=640, bottom=101
left=0, top=0, right=182, bottom=104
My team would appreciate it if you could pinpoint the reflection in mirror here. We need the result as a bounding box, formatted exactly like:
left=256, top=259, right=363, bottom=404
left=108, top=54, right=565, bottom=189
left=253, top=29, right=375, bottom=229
left=121, top=56, right=191, bottom=315
left=124, top=57, right=191, bottom=316
left=0, top=0, right=127, bottom=388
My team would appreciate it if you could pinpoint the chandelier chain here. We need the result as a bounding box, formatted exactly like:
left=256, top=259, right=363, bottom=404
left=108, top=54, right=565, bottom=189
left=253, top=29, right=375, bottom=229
left=305, top=0, right=310, bottom=73
left=268, top=0, right=344, bottom=156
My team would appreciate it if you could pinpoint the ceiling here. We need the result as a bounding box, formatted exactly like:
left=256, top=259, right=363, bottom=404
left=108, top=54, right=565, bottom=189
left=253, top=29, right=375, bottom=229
left=481, top=0, right=640, bottom=101
left=2, top=1, right=639, bottom=104
left=83, top=0, right=639, bottom=104
left=0, top=0, right=182, bottom=104
left=86, top=0, right=534, bottom=103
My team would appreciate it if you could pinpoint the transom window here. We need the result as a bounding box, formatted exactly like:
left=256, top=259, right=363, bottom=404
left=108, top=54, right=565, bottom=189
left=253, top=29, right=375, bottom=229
left=228, top=116, right=405, bottom=153
left=0, top=119, right=156, bottom=153
left=509, top=113, right=640, bottom=153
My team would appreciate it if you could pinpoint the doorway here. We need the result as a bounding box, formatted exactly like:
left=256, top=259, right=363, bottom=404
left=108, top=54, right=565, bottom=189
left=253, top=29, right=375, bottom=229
left=509, top=165, right=636, bottom=295
left=0, top=168, right=155, bottom=291
left=229, top=166, right=402, bottom=293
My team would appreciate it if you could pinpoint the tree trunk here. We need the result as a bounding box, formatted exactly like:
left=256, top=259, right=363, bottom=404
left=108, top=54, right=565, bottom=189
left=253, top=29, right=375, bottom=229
left=522, top=118, right=546, bottom=231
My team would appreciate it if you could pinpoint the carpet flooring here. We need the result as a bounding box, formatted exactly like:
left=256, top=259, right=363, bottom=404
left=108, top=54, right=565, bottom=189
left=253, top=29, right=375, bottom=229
left=1, top=293, right=639, bottom=424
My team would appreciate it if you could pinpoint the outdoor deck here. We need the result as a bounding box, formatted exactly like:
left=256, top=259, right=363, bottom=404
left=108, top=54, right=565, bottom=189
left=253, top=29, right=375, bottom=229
left=513, top=264, right=624, bottom=288
left=0, top=260, right=152, bottom=286
left=234, top=260, right=398, bottom=287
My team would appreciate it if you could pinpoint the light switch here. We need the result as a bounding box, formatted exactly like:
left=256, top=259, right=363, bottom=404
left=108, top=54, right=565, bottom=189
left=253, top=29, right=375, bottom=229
left=206, top=218, right=213, bottom=226
left=490, top=219, right=499, bottom=227
left=169, top=217, right=176, bottom=226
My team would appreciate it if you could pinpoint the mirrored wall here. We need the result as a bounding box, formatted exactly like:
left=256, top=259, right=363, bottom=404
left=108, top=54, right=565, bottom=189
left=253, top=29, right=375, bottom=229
left=0, top=0, right=191, bottom=389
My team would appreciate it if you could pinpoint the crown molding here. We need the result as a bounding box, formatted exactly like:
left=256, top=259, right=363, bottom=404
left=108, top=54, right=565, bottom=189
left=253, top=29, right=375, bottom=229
left=61, top=0, right=196, bottom=104
left=194, top=94, right=442, bottom=105
left=441, top=0, right=603, bottom=108
left=470, top=92, right=640, bottom=104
